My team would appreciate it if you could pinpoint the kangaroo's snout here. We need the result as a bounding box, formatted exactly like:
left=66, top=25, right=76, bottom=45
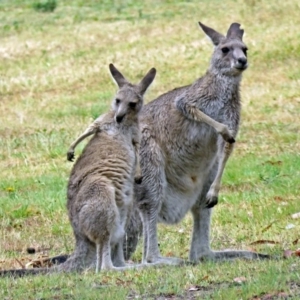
left=116, top=114, right=125, bottom=123
left=235, top=56, right=248, bottom=70
left=238, top=57, right=247, bottom=66
left=238, top=57, right=247, bottom=68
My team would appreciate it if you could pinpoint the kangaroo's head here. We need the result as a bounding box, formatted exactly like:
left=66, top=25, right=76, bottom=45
left=109, top=64, right=156, bottom=124
left=199, top=22, right=248, bottom=76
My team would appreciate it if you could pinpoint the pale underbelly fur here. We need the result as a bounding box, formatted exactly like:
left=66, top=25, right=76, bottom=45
left=158, top=151, right=217, bottom=224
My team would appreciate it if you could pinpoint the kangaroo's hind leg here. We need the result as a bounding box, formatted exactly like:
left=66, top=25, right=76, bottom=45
left=59, top=232, right=95, bottom=272
left=190, top=165, right=270, bottom=262
left=121, top=205, right=142, bottom=261
left=78, top=181, right=118, bottom=273
left=137, top=130, right=182, bottom=265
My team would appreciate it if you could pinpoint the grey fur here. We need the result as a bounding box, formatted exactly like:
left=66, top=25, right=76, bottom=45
left=125, top=22, right=269, bottom=264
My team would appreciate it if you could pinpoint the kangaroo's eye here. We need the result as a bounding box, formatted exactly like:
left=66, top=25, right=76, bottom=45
left=242, top=47, right=248, bottom=56
left=221, top=47, right=230, bottom=54
left=129, top=102, right=137, bottom=109
left=115, top=98, right=121, bottom=105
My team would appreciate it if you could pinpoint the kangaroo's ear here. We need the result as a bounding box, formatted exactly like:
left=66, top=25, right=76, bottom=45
left=109, top=64, right=128, bottom=88
left=138, top=68, right=156, bottom=95
left=226, top=23, right=244, bottom=40
left=198, top=22, right=224, bottom=46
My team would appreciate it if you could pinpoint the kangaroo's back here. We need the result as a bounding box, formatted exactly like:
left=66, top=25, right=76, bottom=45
left=67, top=120, right=136, bottom=205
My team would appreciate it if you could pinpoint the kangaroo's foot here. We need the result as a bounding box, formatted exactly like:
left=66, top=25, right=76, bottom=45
left=193, top=249, right=272, bottom=263
left=67, top=150, right=75, bottom=162
left=143, top=256, right=184, bottom=266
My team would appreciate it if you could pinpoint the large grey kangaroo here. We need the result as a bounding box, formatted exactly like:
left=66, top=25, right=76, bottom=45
left=125, top=22, right=269, bottom=264
left=0, top=64, right=156, bottom=277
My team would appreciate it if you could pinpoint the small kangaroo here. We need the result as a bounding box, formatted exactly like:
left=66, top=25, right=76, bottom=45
left=0, top=64, right=156, bottom=277
left=125, top=22, right=269, bottom=264
left=64, top=64, right=156, bottom=273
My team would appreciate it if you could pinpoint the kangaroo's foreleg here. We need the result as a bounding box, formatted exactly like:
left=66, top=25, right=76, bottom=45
left=137, top=131, right=182, bottom=266
left=67, top=123, right=98, bottom=161
left=205, top=141, right=234, bottom=208
left=176, top=98, right=235, bottom=144
left=132, top=139, right=142, bottom=184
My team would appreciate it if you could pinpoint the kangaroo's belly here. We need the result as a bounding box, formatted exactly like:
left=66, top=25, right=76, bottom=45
left=158, top=181, right=204, bottom=224
left=158, top=150, right=217, bottom=224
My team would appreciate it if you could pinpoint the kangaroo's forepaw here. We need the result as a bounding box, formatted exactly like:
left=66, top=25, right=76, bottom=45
left=206, top=195, right=218, bottom=208
left=134, top=175, right=143, bottom=184
left=227, top=136, right=235, bottom=144
left=220, top=127, right=235, bottom=144
left=222, top=132, right=235, bottom=144
left=67, top=151, right=75, bottom=162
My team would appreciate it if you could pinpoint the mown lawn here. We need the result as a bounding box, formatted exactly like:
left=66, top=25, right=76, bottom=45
left=0, top=0, right=299, bottom=299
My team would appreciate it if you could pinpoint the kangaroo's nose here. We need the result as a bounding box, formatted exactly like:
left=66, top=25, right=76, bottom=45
left=116, top=115, right=125, bottom=123
left=238, top=57, right=247, bottom=66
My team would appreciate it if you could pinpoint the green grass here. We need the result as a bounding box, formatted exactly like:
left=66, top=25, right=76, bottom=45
left=0, top=0, right=300, bottom=299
